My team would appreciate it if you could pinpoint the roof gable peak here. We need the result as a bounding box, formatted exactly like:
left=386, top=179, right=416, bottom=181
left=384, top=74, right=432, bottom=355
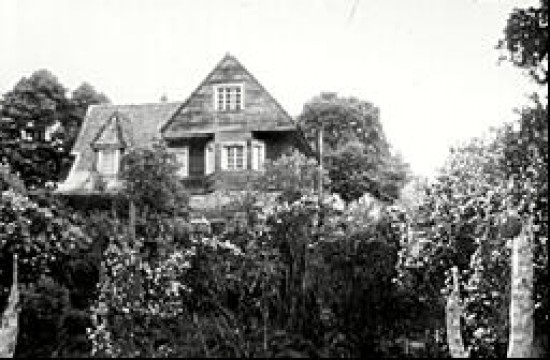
left=161, top=53, right=298, bottom=135
left=91, top=111, right=132, bottom=148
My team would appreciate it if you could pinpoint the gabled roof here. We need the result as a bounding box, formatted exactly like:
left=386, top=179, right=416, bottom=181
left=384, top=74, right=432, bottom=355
left=57, top=102, right=181, bottom=194
left=71, top=102, right=181, bottom=172
left=161, top=53, right=301, bottom=138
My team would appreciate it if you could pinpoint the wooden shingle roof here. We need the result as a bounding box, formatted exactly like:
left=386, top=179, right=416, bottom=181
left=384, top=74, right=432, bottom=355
left=57, top=102, right=181, bottom=194
left=72, top=102, right=182, bottom=172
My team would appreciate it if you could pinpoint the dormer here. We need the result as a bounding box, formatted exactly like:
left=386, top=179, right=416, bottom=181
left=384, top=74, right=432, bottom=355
left=91, top=112, right=131, bottom=177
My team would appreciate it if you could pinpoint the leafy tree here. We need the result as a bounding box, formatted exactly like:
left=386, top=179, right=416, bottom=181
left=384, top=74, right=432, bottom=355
left=298, top=92, right=382, bottom=151
left=63, top=82, right=110, bottom=153
left=326, top=141, right=409, bottom=203
left=297, top=92, right=409, bottom=203
left=498, top=0, right=548, bottom=84
left=396, top=123, right=548, bottom=357
left=119, top=141, right=189, bottom=216
left=0, top=71, right=110, bottom=190
left=118, top=141, right=189, bottom=249
left=499, top=1, right=548, bottom=352
left=251, top=149, right=323, bottom=201
left=395, top=135, right=510, bottom=357
left=0, top=70, right=71, bottom=189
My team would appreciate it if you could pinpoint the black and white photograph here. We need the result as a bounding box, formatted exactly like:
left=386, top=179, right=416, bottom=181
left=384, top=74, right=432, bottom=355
left=0, top=0, right=547, bottom=357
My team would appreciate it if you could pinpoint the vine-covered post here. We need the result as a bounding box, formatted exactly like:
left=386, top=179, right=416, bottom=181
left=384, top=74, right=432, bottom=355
left=507, top=216, right=534, bottom=358
left=446, top=266, right=469, bottom=358
left=0, top=254, right=20, bottom=358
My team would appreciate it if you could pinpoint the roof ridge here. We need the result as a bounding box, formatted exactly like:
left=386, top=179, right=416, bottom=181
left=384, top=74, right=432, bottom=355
left=91, top=101, right=183, bottom=108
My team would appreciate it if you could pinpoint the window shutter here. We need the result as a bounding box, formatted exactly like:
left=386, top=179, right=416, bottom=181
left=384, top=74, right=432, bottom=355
left=174, top=147, right=189, bottom=177
left=252, top=140, right=265, bottom=170
left=221, top=146, right=228, bottom=170
left=205, top=141, right=215, bottom=175
left=239, top=145, right=246, bottom=170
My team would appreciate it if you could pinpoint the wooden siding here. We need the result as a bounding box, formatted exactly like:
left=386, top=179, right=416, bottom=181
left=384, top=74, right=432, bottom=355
left=160, top=55, right=314, bottom=194
left=163, top=55, right=297, bottom=138
left=170, top=132, right=298, bottom=194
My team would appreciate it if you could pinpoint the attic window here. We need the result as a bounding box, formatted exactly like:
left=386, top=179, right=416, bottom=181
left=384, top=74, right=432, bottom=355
left=214, top=84, right=244, bottom=111
left=97, top=149, right=119, bottom=176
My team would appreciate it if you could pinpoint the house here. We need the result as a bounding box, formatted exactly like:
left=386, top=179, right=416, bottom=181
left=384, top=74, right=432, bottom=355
left=56, top=54, right=313, bottom=213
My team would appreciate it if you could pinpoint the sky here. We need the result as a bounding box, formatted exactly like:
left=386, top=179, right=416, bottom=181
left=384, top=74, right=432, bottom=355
left=0, top=0, right=541, bottom=177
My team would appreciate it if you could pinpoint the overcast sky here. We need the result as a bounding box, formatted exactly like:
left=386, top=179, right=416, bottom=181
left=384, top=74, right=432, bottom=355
left=0, top=0, right=541, bottom=177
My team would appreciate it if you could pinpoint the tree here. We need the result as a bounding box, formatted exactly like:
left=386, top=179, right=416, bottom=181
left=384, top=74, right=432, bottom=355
left=498, top=0, right=548, bottom=85
left=395, top=133, right=511, bottom=357
left=0, top=70, right=71, bottom=189
left=120, top=141, right=188, bottom=216
left=0, top=71, right=110, bottom=189
left=297, top=93, right=409, bottom=203
left=325, top=141, right=409, bottom=203
left=251, top=149, right=323, bottom=202
left=298, top=92, right=382, bottom=151
left=499, top=1, right=548, bottom=354
left=119, top=141, right=189, bottom=247
left=63, top=82, right=110, bottom=152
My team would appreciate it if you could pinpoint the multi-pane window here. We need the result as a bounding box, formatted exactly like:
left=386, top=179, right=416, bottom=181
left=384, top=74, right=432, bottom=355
left=97, top=149, right=119, bottom=176
left=215, top=84, right=244, bottom=111
left=226, top=145, right=245, bottom=170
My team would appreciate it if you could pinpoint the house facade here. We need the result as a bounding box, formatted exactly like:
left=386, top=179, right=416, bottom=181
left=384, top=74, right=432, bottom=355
left=57, top=54, right=313, bottom=210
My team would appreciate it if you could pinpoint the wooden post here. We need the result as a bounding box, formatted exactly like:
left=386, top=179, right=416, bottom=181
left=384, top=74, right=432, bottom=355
left=0, top=254, right=20, bottom=358
left=445, top=266, right=468, bottom=358
left=317, top=125, right=324, bottom=197
left=129, top=199, right=136, bottom=242
left=507, top=217, right=534, bottom=358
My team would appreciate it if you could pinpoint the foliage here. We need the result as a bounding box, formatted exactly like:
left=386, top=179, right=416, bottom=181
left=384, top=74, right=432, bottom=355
left=396, top=122, right=548, bottom=357
left=498, top=1, right=549, bottom=352
left=297, top=92, right=409, bottom=203
left=326, top=141, right=409, bottom=203
left=297, top=92, right=382, bottom=151
left=0, top=167, right=91, bottom=286
left=119, top=141, right=189, bottom=216
left=501, top=95, right=548, bottom=339
left=498, top=0, right=548, bottom=84
left=88, top=190, right=413, bottom=357
left=250, top=149, right=324, bottom=201
left=0, top=164, right=97, bottom=357
left=62, top=82, right=111, bottom=153
left=16, top=275, right=71, bottom=358
left=0, top=70, right=109, bottom=189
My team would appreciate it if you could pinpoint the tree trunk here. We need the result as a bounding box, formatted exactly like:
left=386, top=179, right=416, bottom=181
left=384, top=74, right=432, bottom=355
left=507, top=218, right=534, bottom=358
left=446, top=266, right=469, bottom=358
